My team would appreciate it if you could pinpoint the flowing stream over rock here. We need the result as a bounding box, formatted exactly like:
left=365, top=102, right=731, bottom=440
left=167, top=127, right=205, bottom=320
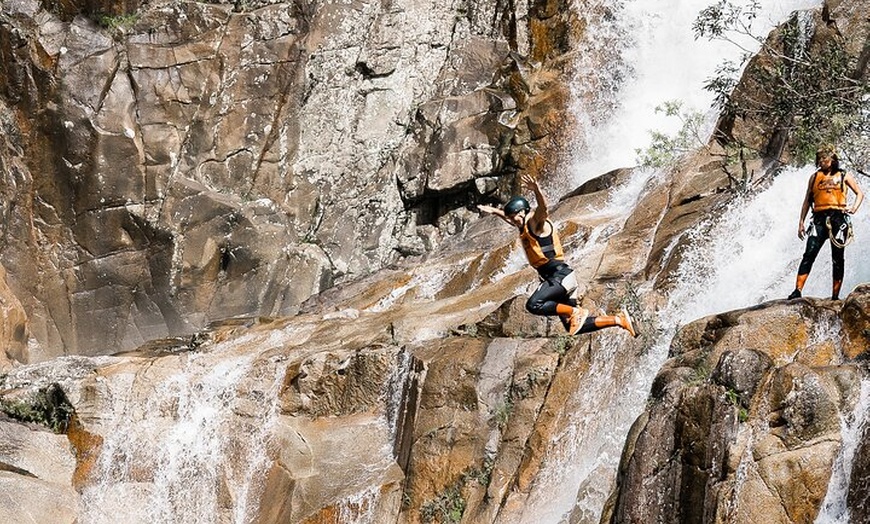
left=519, top=0, right=866, bottom=522
left=78, top=334, right=288, bottom=524
left=817, top=379, right=870, bottom=524
left=570, top=0, right=821, bottom=187
left=11, top=0, right=866, bottom=522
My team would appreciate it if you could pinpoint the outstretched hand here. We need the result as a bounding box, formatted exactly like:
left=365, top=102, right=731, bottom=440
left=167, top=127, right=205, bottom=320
left=478, top=204, right=499, bottom=215
left=520, top=173, right=539, bottom=192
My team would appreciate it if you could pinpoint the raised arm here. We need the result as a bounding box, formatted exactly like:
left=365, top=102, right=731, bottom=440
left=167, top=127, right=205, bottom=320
left=521, top=173, right=548, bottom=233
left=845, top=172, right=864, bottom=215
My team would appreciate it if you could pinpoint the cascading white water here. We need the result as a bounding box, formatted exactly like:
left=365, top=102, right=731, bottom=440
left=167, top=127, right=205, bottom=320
left=522, top=166, right=870, bottom=524
left=513, top=0, right=860, bottom=522
left=79, top=335, right=287, bottom=524
left=569, top=0, right=822, bottom=187
left=75, top=327, right=416, bottom=524
left=40, top=1, right=864, bottom=522
left=669, top=167, right=870, bottom=316
left=816, top=379, right=870, bottom=524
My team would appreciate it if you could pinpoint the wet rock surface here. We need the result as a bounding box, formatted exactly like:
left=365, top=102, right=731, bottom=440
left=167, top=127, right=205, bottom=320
left=0, top=0, right=867, bottom=523
left=0, top=0, right=589, bottom=358
left=604, top=297, right=868, bottom=524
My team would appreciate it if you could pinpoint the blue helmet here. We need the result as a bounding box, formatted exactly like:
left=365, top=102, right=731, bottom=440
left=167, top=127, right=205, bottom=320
left=504, top=196, right=530, bottom=216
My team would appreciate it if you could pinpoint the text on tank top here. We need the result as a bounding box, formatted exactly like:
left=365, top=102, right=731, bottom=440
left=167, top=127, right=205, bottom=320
left=812, top=170, right=847, bottom=212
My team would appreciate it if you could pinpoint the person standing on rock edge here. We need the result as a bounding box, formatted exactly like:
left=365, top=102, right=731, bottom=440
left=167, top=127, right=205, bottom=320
left=478, top=172, right=637, bottom=337
left=788, top=144, right=864, bottom=301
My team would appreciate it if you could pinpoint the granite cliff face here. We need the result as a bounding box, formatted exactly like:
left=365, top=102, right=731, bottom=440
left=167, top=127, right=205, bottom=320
left=0, top=0, right=868, bottom=523
left=0, top=178, right=868, bottom=523
left=604, top=287, right=870, bottom=524
left=0, top=0, right=599, bottom=358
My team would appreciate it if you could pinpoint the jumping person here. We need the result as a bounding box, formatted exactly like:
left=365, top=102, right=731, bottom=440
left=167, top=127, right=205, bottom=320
left=788, top=144, right=863, bottom=300
left=478, top=173, right=637, bottom=337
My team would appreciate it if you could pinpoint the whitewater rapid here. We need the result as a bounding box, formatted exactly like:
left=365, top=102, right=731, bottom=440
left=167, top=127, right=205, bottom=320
left=569, top=0, right=822, bottom=187
left=516, top=0, right=868, bottom=522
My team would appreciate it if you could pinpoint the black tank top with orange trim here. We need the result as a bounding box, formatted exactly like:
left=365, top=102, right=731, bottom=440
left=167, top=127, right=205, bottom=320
left=519, top=220, right=565, bottom=275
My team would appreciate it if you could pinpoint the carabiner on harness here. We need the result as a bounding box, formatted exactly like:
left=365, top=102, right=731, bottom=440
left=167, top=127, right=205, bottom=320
left=825, top=214, right=854, bottom=248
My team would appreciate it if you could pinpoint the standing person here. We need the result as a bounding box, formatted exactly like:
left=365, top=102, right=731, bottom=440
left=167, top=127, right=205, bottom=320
left=478, top=173, right=637, bottom=337
left=788, top=144, right=864, bottom=300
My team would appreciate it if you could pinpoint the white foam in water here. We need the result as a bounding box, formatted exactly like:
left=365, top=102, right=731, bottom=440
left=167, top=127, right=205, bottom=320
left=817, top=379, right=870, bottom=524
left=79, top=347, right=285, bottom=524
left=670, top=167, right=870, bottom=318
left=518, top=330, right=665, bottom=524
left=569, top=0, right=821, bottom=187
left=519, top=0, right=829, bottom=522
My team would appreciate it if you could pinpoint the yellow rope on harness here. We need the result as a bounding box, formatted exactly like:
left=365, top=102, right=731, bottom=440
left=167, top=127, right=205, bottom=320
left=825, top=214, right=854, bottom=248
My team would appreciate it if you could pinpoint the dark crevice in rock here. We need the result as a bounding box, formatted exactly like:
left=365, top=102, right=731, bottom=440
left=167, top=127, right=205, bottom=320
left=0, top=460, right=37, bottom=478
left=354, top=61, right=392, bottom=80
left=390, top=350, right=424, bottom=473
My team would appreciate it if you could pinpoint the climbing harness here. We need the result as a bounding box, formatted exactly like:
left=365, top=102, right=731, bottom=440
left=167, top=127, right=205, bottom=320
left=826, top=214, right=854, bottom=248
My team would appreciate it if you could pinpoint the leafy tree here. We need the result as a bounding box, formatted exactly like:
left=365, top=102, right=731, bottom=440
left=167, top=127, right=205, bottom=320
left=635, top=101, right=707, bottom=170
left=695, top=0, right=869, bottom=171
left=635, top=101, right=758, bottom=190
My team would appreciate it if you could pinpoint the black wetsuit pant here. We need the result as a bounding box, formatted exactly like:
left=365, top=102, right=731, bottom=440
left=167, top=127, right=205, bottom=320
left=798, top=210, right=846, bottom=281
left=525, top=263, right=602, bottom=333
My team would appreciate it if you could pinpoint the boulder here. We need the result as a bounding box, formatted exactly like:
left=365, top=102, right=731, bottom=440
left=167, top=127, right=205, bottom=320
left=605, top=295, right=868, bottom=524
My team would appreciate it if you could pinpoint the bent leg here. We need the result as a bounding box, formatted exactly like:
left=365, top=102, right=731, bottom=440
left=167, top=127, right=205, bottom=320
left=526, top=280, right=568, bottom=317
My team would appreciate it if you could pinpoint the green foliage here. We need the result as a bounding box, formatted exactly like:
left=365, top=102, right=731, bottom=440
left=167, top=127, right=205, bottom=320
left=725, top=388, right=750, bottom=422
left=420, top=481, right=467, bottom=524
left=687, top=363, right=711, bottom=386
left=636, top=99, right=760, bottom=190
left=695, top=0, right=870, bottom=166
left=464, top=455, right=496, bottom=487
left=493, top=397, right=514, bottom=429
left=97, top=12, right=140, bottom=31
left=551, top=334, right=574, bottom=355
left=618, top=280, right=660, bottom=350
left=0, top=384, right=74, bottom=433
left=635, top=101, right=708, bottom=170
left=419, top=456, right=495, bottom=523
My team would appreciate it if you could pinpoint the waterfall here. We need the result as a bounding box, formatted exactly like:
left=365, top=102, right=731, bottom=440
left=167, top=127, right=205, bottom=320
left=816, top=378, right=870, bottom=524
left=79, top=335, right=286, bottom=524
left=669, top=168, right=870, bottom=315
left=569, top=0, right=821, bottom=187
left=515, top=1, right=843, bottom=522
left=526, top=164, right=870, bottom=523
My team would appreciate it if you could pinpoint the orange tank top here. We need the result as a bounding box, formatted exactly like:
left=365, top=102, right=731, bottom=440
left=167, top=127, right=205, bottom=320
left=519, top=220, right=564, bottom=269
left=811, top=171, right=847, bottom=212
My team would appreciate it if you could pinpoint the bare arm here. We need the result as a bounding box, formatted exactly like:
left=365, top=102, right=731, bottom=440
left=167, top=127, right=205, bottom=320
left=478, top=204, right=515, bottom=226
left=845, top=172, right=864, bottom=214
left=798, top=175, right=814, bottom=240
left=521, top=173, right=548, bottom=234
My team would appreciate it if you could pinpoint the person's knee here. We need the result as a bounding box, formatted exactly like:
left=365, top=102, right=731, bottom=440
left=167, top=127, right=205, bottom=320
left=526, top=297, right=544, bottom=316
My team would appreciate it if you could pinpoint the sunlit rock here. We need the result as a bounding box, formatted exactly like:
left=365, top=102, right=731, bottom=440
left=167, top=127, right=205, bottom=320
left=0, top=266, right=28, bottom=370
left=840, top=283, right=870, bottom=359
left=604, top=295, right=868, bottom=524
left=0, top=0, right=580, bottom=359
